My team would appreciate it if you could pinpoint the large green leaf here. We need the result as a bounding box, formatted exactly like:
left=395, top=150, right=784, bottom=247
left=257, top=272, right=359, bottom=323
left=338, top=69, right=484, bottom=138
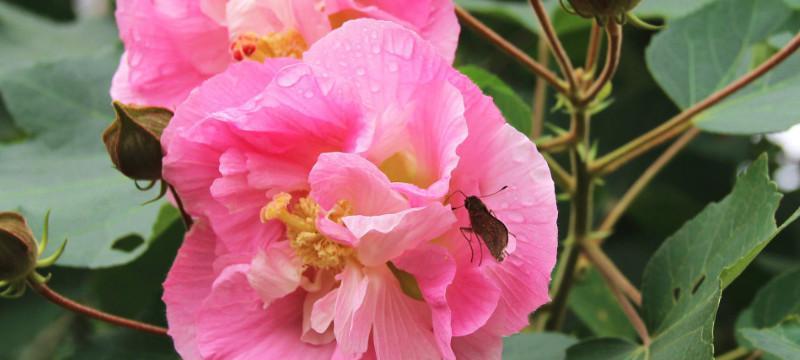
left=569, top=268, right=637, bottom=340
left=0, top=50, right=167, bottom=268
left=735, top=267, right=800, bottom=358
left=636, top=0, right=717, bottom=19
left=646, top=0, right=800, bottom=135
left=503, top=332, right=577, bottom=360
left=740, top=319, right=800, bottom=359
left=458, top=65, right=533, bottom=135
left=567, top=155, right=800, bottom=359
left=0, top=2, right=118, bottom=74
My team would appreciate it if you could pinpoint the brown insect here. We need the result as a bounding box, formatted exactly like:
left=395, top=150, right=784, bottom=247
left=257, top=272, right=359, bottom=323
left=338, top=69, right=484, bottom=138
left=450, top=186, right=513, bottom=265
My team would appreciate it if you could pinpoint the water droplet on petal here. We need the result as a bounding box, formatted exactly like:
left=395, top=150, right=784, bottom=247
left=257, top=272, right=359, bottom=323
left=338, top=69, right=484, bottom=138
left=388, top=62, right=398, bottom=73
left=370, top=84, right=381, bottom=93
left=505, top=212, right=524, bottom=223
left=371, top=45, right=381, bottom=54
left=276, top=66, right=308, bottom=87
left=303, top=90, right=314, bottom=98
left=356, top=68, right=365, bottom=76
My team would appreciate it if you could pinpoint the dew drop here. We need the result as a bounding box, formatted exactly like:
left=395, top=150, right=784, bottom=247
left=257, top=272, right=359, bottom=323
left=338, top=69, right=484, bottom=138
left=371, top=45, right=381, bottom=54
left=370, top=84, right=381, bottom=93
left=356, top=68, right=365, bottom=76
left=276, top=66, right=308, bottom=87
left=505, top=212, right=524, bottom=223
left=303, top=90, right=314, bottom=98
left=388, top=62, right=399, bottom=73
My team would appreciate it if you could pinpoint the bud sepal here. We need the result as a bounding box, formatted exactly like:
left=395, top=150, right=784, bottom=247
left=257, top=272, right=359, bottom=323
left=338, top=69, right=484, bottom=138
left=0, top=211, right=67, bottom=298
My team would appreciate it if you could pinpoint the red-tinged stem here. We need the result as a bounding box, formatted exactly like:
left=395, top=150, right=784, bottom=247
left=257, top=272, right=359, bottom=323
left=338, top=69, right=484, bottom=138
left=29, top=281, right=169, bottom=337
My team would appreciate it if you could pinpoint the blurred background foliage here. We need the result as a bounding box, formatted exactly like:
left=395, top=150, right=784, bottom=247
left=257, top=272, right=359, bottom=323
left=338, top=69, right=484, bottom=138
left=0, top=0, right=797, bottom=359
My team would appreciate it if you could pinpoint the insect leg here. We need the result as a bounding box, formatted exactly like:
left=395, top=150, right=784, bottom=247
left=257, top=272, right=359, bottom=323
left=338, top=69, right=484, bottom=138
left=459, top=227, right=475, bottom=263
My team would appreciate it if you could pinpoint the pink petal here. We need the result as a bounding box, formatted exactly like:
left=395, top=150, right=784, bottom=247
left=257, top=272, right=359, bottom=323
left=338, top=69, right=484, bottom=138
left=323, top=0, right=458, bottom=63
left=451, top=119, right=558, bottom=335
left=226, top=0, right=330, bottom=43
left=343, top=203, right=456, bottom=267
left=394, top=244, right=457, bottom=360
left=112, top=0, right=229, bottom=108
left=369, top=266, right=440, bottom=360
left=162, top=221, right=218, bottom=360
left=452, top=327, right=503, bottom=360
left=301, top=272, right=337, bottom=345
left=309, top=152, right=408, bottom=216
left=247, top=241, right=303, bottom=306
left=447, top=263, right=501, bottom=336
left=197, top=265, right=335, bottom=359
left=332, top=264, right=374, bottom=358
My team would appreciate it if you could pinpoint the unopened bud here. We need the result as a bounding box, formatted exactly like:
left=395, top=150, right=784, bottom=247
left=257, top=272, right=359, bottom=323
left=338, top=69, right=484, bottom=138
left=0, top=212, right=37, bottom=282
left=565, top=0, right=642, bottom=20
left=103, top=101, right=172, bottom=181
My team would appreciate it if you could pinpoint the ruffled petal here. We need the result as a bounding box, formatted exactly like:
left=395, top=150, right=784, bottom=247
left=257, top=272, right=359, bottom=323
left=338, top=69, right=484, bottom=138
left=447, top=263, right=501, bottom=336
left=112, top=0, right=229, bottom=108
left=394, top=244, right=457, bottom=360
left=450, top=121, right=558, bottom=335
left=309, top=152, right=408, bottom=216
left=197, top=265, right=335, bottom=359
left=162, top=221, right=218, bottom=360
left=332, top=264, right=373, bottom=358
left=369, top=266, right=440, bottom=360
left=343, top=203, right=456, bottom=267
left=452, top=327, right=503, bottom=360
left=323, top=0, right=458, bottom=62
left=247, top=241, right=303, bottom=306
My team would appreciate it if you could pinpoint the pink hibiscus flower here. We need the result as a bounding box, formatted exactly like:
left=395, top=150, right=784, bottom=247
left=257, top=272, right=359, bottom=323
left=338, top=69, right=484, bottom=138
left=111, top=0, right=459, bottom=109
left=162, top=19, right=557, bottom=359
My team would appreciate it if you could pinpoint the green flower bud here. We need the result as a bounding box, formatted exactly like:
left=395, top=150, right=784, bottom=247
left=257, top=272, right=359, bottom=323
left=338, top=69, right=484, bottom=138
left=103, top=101, right=173, bottom=181
left=565, top=0, right=642, bottom=19
left=0, top=212, right=37, bottom=283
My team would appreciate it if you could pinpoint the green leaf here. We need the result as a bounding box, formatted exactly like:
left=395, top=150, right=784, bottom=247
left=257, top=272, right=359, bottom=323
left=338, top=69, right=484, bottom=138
left=646, top=0, right=800, bottom=135
left=0, top=50, right=167, bottom=268
left=566, top=338, right=642, bottom=360
left=740, top=318, right=800, bottom=359
left=635, top=0, right=718, bottom=19
left=503, top=332, right=577, bottom=360
left=458, top=65, right=533, bottom=135
left=751, top=267, right=800, bottom=328
left=569, top=268, right=637, bottom=340
left=567, top=155, right=800, bottom=359
left=0, top=2, right=118, bottom=74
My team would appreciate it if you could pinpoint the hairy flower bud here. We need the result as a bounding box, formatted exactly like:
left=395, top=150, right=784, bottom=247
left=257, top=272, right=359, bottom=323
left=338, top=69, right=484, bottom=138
left=103, top=101, right=172, bottom=181
left=0, top=212, right=37, bottom=282
left=565, top=0, right=642, bottom=19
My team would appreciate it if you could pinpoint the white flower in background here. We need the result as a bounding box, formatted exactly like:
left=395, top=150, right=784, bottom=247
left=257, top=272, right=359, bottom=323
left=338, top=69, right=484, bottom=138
left=767, top=124, right=800, bottom=192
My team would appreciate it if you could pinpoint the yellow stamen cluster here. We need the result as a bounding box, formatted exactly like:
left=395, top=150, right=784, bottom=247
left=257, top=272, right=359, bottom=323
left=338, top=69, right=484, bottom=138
left=230, top=28, right=308, bottom=62
left=262, top=193, right=353, bottom=270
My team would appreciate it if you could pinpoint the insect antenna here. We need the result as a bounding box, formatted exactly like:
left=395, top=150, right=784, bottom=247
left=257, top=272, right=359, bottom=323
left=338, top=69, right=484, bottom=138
left=479, top=185, right=509, bottom=199
left=445, top=190, right=469, bottom=209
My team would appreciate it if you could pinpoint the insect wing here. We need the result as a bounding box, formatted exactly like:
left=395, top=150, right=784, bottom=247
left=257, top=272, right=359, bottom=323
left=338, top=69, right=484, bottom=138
left=469, top=209, right=509, bottom=262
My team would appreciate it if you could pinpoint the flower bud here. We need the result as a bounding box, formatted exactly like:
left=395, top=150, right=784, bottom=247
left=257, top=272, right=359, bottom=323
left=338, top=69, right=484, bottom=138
left=0, top=212, right=38, bottom=282
left=103, top=101, right=173, bottom=181
left=565, top=0, right=642, bottom=19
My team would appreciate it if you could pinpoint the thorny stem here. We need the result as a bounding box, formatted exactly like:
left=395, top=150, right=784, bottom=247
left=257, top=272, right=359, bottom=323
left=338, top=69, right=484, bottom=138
left=529, top=0, right=579, bottom=95
left=531, top=33, right=550, bottom=139
left=583, top=242, right=642, bottom=306
left=584, top=22, right=602, bottom=72
left=598, top=128, right=701, bottom=235
left=454, top=5, right=568, bottom=95
left=606, top=272, right=650, bottom=346
left=547, top=108, right=593, bottom=330
left=29, top=281, right=169, bottom=336
left=591, top=31, right=800, bottom=176
left=169, top=184, right=194, bottom=230
left=537, top=132, right=576, bottom=152
left=581, top=22, right=622, bottom=104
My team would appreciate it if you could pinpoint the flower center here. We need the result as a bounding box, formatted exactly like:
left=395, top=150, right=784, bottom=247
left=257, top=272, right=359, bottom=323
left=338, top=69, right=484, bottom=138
left=230, top=28, right=308, bottom=62
left=261, top=193, right=353, bottom=270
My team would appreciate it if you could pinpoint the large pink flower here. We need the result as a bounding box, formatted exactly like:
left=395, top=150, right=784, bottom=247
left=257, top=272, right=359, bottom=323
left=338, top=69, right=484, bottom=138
left=162, top=19, right=557, bottom=359
left=111, top=0, right=459, bottom=109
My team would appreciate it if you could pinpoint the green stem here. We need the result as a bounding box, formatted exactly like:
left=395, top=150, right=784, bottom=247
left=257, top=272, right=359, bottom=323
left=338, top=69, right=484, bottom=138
left=546, top=108, right=593, bottom=330
left=716, top=347, right=751, bottom=360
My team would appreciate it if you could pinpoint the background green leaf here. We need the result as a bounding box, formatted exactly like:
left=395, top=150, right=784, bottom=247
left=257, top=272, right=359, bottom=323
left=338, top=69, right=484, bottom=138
left=568, top=268, right=637, bottom=340
left=646, top=0, right=800, bottom=135
left=0, top=50, right=167, bottom=268
left=567, top=156, right=800, bottom=359
left=503, top=332, right=577, bottom=360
